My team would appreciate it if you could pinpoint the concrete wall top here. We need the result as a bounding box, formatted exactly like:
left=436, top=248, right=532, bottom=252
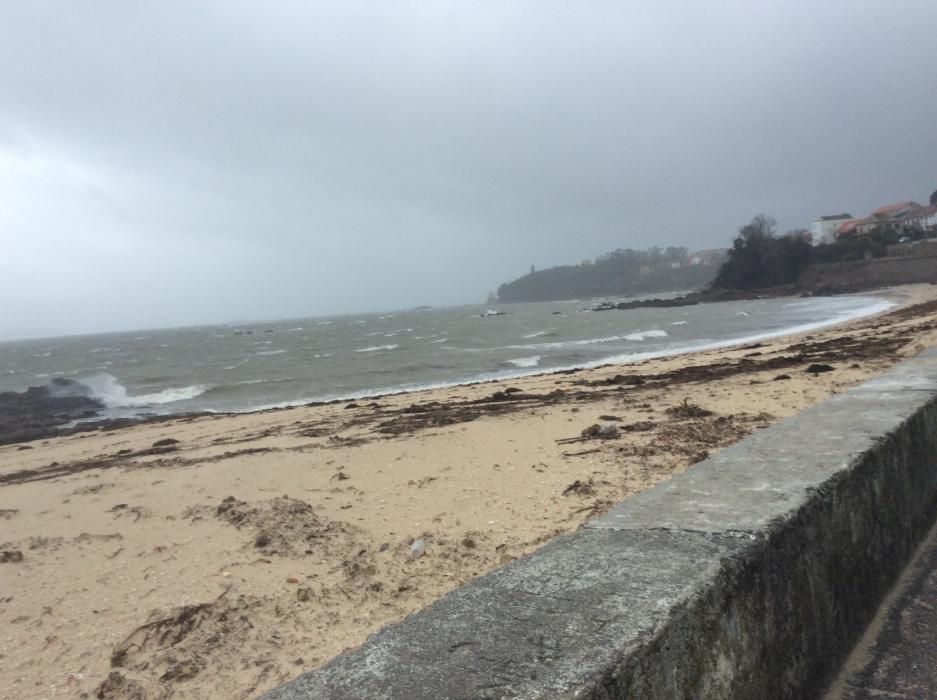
left=267, top=349, right=937, bottom=700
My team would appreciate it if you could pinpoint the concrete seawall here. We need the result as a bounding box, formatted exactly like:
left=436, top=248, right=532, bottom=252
left=799, top=253, right=937, bottom=292
left=266, top=350, right=937, bottom=699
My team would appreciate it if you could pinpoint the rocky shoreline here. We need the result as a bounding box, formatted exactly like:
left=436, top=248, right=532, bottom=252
left=590, top=285, right=797, bottom=312
left=0, top=378, right=106, bottom=446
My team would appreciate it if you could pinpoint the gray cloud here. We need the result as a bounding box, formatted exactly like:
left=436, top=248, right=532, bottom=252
left=1, top=1, right=935, bottom=336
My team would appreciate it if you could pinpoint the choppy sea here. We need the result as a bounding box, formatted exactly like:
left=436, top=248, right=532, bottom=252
left=0, top=294, right=892, bottom=420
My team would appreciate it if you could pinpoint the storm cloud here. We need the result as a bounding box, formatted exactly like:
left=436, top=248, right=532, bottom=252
left=1, top=1, right=935, bottom=337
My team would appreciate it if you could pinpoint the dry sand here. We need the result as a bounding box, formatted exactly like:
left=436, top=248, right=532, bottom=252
left=4, top=285, right=937, bottom=699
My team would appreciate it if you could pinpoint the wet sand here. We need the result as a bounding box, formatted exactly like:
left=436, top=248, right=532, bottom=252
left=3, top=285, right=937, bottom=699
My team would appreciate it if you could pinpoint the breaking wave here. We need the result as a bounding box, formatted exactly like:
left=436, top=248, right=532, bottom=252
left=78, top=373, right=207, bottom=408
left=355, top=344, right=400, bottom=353
left=506, top=356, right=541, bottom=368
left=623, top=329, right=668, bottom=341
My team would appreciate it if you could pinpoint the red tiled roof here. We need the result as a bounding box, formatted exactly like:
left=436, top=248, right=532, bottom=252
left=898, top=205, right=937, bottom=221
left=872, top=201, right=921, bottom=215
left=835, top=219, right=865, bottom=236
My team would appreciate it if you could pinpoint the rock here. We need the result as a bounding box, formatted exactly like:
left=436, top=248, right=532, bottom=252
left=0, top=550, right=24, bottom=563
left=286, top=576, right=300, bottom=584
left=806, top=363, right=835, bottom=375
left=410, top=539, right=426, bottom=558
left=0, top=379, right=104, bottom=446
left=773, top=374, right=792, bottom=381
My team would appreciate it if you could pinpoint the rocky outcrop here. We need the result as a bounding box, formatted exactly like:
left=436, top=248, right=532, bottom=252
left=0, top=378, right=104, bottom=446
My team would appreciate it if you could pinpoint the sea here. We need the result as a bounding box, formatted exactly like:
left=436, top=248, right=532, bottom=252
left=0, top=294, right=892, bottom=420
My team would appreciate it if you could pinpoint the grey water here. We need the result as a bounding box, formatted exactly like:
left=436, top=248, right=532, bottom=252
left=0, top=294, right=891, bottom=419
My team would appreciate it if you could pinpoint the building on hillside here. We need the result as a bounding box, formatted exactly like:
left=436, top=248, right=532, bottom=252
left=837, top=202, right=935, bottom=240
left=810, top=214, right=853, bottom=245
left=835, top=219, right=864, bottom=237
left=902, top=205, right=937, bottom=234
left=686, top=249, right=726, bottom=267
left=871, top=201, right=923, bottom=220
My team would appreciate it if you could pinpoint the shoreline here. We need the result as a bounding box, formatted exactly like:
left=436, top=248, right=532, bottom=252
left=3, top=284, right=937, bottom=699
left=4, top=291, right=898, bottom=447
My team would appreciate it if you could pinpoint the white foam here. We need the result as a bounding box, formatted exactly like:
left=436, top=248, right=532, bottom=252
left=255, top=349, right=287, bottom=356
left=510, top=332, right=654, bottom=351
left=671, top=321, right=688, bottom=326
left=429, top=337, right=448, bottom=344
left=523, top=331, right=549, bottom=338
left=79, top=373, right=208, bottom=408
left=506, top=356, right=541, bottom=368
left=623, top=329, right=668, bottom=341
left=355, top=344, right=399, bottom=353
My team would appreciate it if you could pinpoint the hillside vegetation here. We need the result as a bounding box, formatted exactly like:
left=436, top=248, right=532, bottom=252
left=496, top=247, right=723, bottom=303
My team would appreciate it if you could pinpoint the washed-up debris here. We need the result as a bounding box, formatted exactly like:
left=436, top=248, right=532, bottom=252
left=581, top=422, right=620, bottom=439
left=409, top=539, right=426, bottom=558
left=562, top=479, right=596, bottom=497
left=665, top=399, right=714, bottom=419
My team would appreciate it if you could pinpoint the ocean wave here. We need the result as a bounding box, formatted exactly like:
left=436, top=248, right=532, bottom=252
left=522, top=331, right=550, bottom=338
left=429, top=337, right=448, bottom=344
left=78, top=373, right=208, bottom=408
left=623, top=329, right=668, bottom=341
left=510, top=331, right=666, bottom=351
left=671, top=321, right=688, bottom=326
left=255, top=349, right=288, bottom=356
left=506, top=356, right=541, bottom=368
left=355, top=344, right=399, bottom=353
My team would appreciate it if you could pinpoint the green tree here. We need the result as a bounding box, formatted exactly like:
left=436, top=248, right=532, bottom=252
left=711, top=215, right=812, bottom=290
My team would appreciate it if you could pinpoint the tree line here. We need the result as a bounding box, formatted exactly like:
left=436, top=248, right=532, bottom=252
left=710, top=214, right=916, bottom=291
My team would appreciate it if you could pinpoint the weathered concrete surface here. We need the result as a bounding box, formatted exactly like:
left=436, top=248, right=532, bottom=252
left=827, top=518, right=937, bottom=699
left=266, top=349, right=937, bottom=700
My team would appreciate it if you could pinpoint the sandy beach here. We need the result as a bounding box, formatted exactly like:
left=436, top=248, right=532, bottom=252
left=3, top=285, right=937, bottom=699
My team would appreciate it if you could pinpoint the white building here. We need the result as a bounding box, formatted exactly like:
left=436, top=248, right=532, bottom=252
left=810, top=214, right=853, bottom=245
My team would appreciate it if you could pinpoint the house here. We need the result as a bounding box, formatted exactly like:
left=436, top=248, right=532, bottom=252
left=811, top=214, right=853, bottom=245
left=837, top=202, right=935, bottom=239
left=899, top=205, right=937, bottom=235
left=870, top=201, right=923, bottom=220
left=835, top=219, right=864, bottom=238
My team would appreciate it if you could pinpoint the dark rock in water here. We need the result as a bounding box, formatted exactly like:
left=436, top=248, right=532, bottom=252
left=806, top=363, right=835, bottom=375
left=0, top=379, right=105, bottom=446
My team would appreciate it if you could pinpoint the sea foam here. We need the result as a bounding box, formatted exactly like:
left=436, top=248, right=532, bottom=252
left=79, top=373, right=207, bottom=407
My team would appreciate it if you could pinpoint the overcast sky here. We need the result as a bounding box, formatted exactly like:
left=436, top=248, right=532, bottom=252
left=1, top=1, right=935, bottom=338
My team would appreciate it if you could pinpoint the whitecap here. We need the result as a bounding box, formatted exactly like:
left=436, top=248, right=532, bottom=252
left=523, top=331, right=549, bottom=339
left=429, top=337, right=448, bottom=344
left=624, top=330, right=669, bottom=341
left=255, top=349, right=287, bottom=356
left=671, top=321, right=688, bottom=326
left=506, top=356, right=541, bottom=368
left=355, top=344, right=400, bottom=353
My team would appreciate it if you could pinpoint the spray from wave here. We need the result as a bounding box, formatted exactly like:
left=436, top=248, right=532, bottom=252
left=78, top=373, right=208, bottom=408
